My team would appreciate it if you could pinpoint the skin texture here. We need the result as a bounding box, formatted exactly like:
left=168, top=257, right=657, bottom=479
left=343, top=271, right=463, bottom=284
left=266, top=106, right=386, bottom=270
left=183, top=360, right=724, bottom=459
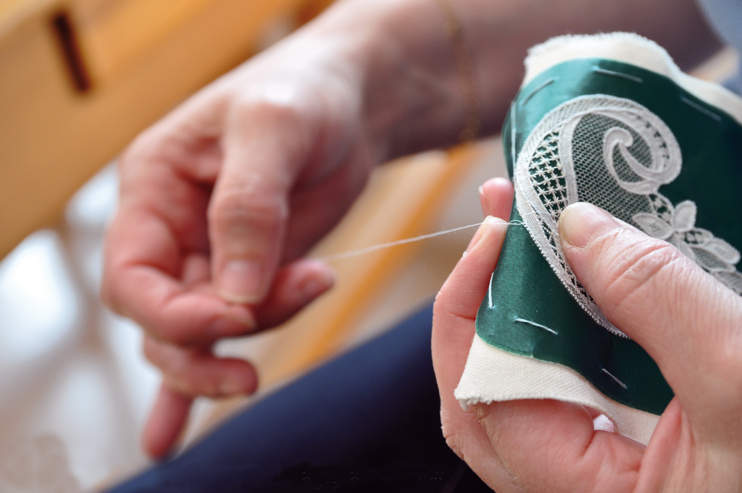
left=432, top=182, right=742, bottom=491
left=102, top=0, right=722, bottom=460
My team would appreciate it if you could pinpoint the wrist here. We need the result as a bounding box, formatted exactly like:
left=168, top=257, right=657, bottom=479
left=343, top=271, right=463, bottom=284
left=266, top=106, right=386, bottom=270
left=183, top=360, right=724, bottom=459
left=287, top=0, right=450, bottom=162
left=313, top=0, right=524, bottom=160
left=352, top=0, right=493, bottom=158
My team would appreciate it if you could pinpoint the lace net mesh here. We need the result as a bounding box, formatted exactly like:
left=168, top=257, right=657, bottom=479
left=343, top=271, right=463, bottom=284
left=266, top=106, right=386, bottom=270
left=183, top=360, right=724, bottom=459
left=530, top=132, right=569, bottom=216
left=514, top=95, right=742, bottom=337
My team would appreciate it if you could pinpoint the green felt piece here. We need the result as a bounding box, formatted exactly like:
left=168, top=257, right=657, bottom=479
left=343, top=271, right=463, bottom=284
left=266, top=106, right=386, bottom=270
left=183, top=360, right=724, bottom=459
left=477, top=58, right=742, bottom=415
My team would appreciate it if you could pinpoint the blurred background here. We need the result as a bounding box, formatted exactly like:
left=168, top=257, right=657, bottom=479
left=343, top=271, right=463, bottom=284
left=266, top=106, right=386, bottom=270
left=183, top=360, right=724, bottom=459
left=0, top=0, right=736, bottom=490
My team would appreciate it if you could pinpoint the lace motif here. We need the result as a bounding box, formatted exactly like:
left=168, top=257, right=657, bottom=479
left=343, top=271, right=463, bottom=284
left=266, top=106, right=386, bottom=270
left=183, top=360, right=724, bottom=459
left=514, top=95, right=742, bottom=337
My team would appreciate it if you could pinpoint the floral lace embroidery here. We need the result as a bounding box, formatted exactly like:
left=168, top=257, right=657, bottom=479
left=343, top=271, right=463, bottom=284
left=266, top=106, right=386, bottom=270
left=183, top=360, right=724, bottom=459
left=514, top=95, right=742, bottom=337
left=633, top=197, right=742, bottom=294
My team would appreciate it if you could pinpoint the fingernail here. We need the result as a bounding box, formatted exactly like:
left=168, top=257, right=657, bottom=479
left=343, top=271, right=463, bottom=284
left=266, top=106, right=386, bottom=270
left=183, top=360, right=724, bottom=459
left=299, top=269, right=335, bottom=301
left=479, top=185, right=491, bottom=212
left=466, top=216, right=504, bottom=254
left=559, top=203, right=620, bottom=248
left=218, top=260, right=264, bottom=304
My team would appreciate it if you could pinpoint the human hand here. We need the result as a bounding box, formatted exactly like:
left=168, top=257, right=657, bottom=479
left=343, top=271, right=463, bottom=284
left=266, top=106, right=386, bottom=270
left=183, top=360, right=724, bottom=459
left=433, top=191, right=742, bottom=491
left=98, top=0, right=719, bottom=463
left=101, top=19, right=387, bottom=458
left=102, top=0, right=516, bottom=458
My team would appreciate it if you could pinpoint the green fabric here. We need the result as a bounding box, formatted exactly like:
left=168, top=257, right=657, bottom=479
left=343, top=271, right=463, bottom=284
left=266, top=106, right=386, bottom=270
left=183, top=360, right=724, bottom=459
left=477, top=58, right=742, bottom=415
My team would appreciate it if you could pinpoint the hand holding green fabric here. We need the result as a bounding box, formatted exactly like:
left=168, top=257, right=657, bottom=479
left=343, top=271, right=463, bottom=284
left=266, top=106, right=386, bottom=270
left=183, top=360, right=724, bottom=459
left=433, top=192, right=742, bottom=491
left=99, top=0, right=721, bottom=462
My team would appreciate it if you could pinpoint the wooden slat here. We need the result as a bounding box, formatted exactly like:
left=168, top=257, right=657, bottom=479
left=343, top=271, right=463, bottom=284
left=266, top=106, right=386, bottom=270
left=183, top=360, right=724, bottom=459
left=0, top=0, right=45, bottom=26
left=73, top=0, right=302, bottom=85
left=0, top=0, right=325, bottom=260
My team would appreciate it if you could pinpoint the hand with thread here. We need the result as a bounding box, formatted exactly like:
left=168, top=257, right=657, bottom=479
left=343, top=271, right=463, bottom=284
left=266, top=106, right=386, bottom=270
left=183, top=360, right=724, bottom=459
left=102, top=17, right=379, bottom=459
left=433, top=180, right=742, bottom=491
left=101, top=0, right=526, bottom=458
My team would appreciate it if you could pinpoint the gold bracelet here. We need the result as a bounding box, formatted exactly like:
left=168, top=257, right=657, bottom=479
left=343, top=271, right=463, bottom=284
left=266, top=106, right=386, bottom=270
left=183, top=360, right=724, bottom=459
left=434, top=0, right=480, bottom=144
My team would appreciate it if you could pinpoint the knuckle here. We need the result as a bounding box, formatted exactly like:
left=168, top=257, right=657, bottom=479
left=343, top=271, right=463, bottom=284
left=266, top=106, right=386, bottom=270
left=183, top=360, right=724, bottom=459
left=442, top=425, right=467, bottom=461
left=145, top=341, right=229, bottom=398
left=118, top=137, right=145, bottom=166
left=199, top=382, right=224, bottom=399
left=433, top=290, right=446, bottom=319
left=170, top=374, right=217, bottom=398
left=156, top=324, right=202, bottom=347
left=707, top=332, right=742, bottom=396
left=142, top=337, right=190, bottom=374
left=230, top=93, right=304, bottom=130
left=142, top=337, right=166, bottom=366
left=120, top=128, right=161, bottom=166
left=210, top=185, right=286, bottom=221
left=209, top=189, right=286, bottom=237
left=433, top=277, right=466, bottom=321
left=440, top=409, right=480, bottom=466
left=163, top=377, right=197, bottom=397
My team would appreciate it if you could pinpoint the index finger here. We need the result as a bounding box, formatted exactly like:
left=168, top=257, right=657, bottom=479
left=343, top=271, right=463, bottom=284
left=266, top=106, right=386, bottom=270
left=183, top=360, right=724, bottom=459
left=104, top=211, right=256, bottom=345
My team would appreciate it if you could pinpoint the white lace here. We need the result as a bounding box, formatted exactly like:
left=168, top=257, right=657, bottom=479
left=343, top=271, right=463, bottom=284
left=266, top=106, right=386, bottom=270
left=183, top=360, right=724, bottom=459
left=514, top=95, right=742, bottom=337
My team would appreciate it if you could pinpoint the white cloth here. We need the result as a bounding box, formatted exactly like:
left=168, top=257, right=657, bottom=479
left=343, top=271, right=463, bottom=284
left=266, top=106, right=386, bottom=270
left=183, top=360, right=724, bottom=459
left=456, top=336, right=660, bottom=443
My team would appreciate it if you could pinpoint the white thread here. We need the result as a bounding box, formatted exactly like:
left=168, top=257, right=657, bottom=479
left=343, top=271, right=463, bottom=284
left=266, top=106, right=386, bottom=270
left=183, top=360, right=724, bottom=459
left=514, top=317, right=558, bottom=335
left=314, top=220, right=525, bottom=263
left=521, top=78, right=557, bottom=106
left=510, top=102, right=518, bottom=168
left=601, top=368, right=628, bottom=390
left=591, top=67, right=643, bottom=84
left=488, top=272, right=494, bottom=308
left=680, top=96, right=722, bottom=122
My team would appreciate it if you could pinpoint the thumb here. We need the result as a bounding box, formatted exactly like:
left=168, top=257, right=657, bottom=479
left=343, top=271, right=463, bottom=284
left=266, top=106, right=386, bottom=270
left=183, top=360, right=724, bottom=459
left=209, top=107, right=308, bottom=304
left=558, top=202, right=742, bottom=412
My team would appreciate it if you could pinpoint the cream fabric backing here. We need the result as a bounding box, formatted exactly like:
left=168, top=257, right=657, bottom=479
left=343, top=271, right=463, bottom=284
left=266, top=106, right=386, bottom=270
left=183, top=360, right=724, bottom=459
left=455, top=336, right=660, bottom=444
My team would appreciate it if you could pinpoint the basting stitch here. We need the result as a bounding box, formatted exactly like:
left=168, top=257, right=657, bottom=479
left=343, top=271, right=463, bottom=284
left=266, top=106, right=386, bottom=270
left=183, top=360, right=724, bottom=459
left=591, top=66, right=643, bottom=84
left=601, top=368, right=628, bottom=390
left=488, top=272, right=495, bottom=308
left=511, top=102, right=517, bottom=165
left=680, top=96, right=722, bottom=122
left=514, top=317, right=558, bottom=335
left=521, top=78, right=558, bottom=107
